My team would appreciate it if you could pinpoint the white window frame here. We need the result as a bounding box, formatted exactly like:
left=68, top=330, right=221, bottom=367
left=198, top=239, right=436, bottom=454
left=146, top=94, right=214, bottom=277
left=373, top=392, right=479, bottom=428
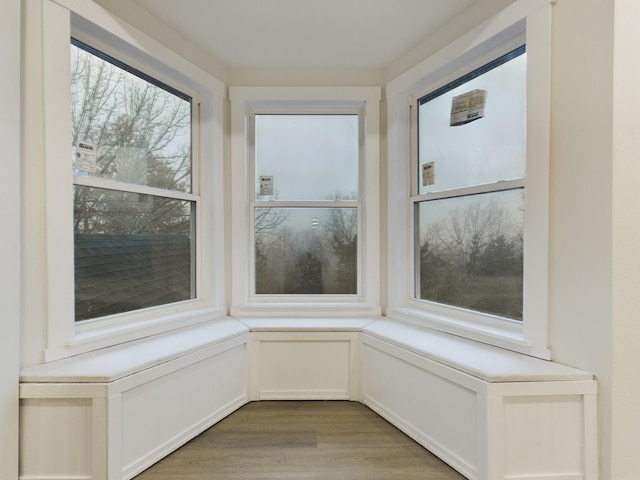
left=386, top=0, right=553, bottom=359
left=41, top=0, right=226, bottom=361
left=229, top=87, right=381, bottom=317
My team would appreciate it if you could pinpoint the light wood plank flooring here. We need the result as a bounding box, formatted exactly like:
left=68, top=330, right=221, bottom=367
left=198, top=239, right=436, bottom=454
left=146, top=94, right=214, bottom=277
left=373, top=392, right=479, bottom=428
left=134, top=401, right=466, bottom=480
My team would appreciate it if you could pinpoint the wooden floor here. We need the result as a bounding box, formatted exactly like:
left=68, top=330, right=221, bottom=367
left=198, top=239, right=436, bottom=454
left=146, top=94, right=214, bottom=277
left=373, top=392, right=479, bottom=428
left=134, top=401, right=466, bottom=480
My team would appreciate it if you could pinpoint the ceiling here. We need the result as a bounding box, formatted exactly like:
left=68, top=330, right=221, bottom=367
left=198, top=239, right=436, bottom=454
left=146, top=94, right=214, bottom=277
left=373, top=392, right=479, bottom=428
left=96, top=0, right=476, bottom=70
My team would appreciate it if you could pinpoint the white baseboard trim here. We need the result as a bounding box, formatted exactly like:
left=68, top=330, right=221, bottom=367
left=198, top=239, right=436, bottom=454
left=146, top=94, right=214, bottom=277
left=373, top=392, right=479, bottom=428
left=258, top=389, right=351, bottom=400
left=504, top=476, right=584, bottom=480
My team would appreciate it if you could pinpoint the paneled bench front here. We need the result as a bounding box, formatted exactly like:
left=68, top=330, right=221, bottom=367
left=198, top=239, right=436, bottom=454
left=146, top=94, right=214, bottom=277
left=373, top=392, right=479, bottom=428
left=360, top=318, right=598, bottom=480
left=19, top=318, right=250, bottom=480
left=19, top=316, right=597, bottom=480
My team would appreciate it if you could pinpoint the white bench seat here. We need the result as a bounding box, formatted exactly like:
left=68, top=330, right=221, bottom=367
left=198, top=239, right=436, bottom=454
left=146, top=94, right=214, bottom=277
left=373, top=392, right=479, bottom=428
left=20, top=318, right=248, bottom=384
left=18, top=316, right=598, bottom=480
left=362, top=318, right=592, bottom=383
left=359, top=317, right=598, bottom=480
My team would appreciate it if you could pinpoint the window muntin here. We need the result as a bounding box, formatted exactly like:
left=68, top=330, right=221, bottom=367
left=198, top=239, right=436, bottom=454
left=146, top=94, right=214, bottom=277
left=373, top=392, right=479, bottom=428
left=417, top=46, right=526, bottom=194
left=414, top=46, right=526, bottom=321
left=70, top=39, right=197, bottom=322
left=251, top=112, right=362, bottom=297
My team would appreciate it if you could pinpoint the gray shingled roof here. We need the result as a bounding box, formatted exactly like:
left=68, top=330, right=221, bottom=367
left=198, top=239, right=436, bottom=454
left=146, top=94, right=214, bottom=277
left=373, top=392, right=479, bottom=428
left=74, top=234, right=192, bottom=321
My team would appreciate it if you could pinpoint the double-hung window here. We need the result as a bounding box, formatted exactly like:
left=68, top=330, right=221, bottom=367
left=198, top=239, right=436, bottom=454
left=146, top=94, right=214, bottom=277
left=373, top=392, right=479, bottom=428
left=229, top=88, right=381, bottom=315
left=251, top=111, right=361, bottom=296
left=386, top=5, right=552, bottom=358
left=70, top=39, right=198, bottom=322
left=413, top=46, right=526, bottom=321
left=35, top=0, right=224, bottom=362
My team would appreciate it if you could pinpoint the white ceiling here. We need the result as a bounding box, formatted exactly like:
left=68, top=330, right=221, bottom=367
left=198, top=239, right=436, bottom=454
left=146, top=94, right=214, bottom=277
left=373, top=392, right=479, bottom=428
left=97, top=0, right=476, bottom=70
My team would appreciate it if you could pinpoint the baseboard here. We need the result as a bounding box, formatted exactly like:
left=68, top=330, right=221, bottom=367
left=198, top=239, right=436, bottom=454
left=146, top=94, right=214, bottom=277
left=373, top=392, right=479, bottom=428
left=258, top=389, right=351, bottom=400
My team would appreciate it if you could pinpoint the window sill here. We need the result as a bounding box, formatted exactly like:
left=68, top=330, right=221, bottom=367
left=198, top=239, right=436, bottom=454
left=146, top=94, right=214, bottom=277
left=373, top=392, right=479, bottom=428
left=45, top=306, right=227, bottom=362
left=236, top=316, right=377, bottom=332
left=386, top=305, right=550, bottom=360
left=230, top=303, right=383, bottom=319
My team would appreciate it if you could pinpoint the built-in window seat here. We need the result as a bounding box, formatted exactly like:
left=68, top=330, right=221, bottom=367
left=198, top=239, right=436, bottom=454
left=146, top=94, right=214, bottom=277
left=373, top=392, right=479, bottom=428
left=360, top=318, right=598, bottom=480
left=19, top=318, right=250, bottom=480
left=19, top=317, right=597, bottom=480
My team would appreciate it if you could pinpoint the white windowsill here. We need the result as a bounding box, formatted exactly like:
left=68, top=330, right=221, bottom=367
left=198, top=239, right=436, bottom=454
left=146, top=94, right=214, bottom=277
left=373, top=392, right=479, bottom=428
left=386, top=305, right=550, bottom=360
left=236, top=316, right=378, bottom=332
left=45, top=306, right=228, bottom=362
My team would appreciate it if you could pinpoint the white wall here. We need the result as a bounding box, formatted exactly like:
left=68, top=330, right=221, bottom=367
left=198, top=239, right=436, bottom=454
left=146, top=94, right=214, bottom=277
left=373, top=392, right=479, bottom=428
left=92, top=0, right=227, bottom=82
left=384, top=0, right=517, bottom=82
left=0, top=0, right=21, bottom=478
left=610, top=0, right=640, bottom=477
left=548, top=0, right=640, bottom=478
left=547, top=0, right=615, bottom=476
left=21, top=0, right=50, bottom=367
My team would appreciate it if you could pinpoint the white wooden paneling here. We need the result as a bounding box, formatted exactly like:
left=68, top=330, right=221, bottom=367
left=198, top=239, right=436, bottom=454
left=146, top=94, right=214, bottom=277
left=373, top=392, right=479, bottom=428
left=120, top=344, right=247, bottom=479
left=19, top=398, right=93, bottom=479
left=19, top=319, right=597, bottom=480
left=19, top=321, right=251, bottom=480
left=360, top=319, right=598, bottom=480
left=503, top=395, right=584, bottom=477
left=250, top=331, right=359, bottom=400
left=362, top=343, right=478, bottom=479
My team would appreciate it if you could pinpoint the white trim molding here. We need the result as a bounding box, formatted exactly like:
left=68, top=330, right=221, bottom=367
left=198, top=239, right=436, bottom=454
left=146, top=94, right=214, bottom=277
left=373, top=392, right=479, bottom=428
left=229, top=86, right=382, bottom=318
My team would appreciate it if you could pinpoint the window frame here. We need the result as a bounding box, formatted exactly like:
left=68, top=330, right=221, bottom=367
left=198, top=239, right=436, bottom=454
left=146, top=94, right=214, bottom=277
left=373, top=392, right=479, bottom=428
left=411, top=43, right=527, bottom=322
left=70, top=37, right=199, bottom=322
left=40, top=0, right=226, bottom=361
left=385, top=1, right=552, bottom=359
left=249, top=106, right=364, bottom=299
left=229, top=88, right=382, bottom=317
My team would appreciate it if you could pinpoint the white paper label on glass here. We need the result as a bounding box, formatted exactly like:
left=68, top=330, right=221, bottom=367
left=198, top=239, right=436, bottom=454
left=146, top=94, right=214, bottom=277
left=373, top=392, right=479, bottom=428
left=422, top=162, right=435, bottom=187
left=450, top=89, right=487, bottom=126
left=75, top=141, right=97, bottom=173
left=259, top=175, right=275, bottom=196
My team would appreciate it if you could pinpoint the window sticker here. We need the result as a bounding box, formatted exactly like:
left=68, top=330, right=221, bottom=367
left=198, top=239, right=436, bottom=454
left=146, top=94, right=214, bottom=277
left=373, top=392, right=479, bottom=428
left=259, top=175, right=274, bottom=196
left=450, top=89, right=487, bottom=126
left=422, top=162, right=435, bottom=187
left=74, top=141, right=97, bottom=174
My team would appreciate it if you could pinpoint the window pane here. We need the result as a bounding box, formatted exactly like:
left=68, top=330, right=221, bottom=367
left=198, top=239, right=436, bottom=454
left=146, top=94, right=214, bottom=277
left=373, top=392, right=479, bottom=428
left=416, top=189, right=524, bottom=320
left=418, top=48, right=526, bottom=194
left=255, top=115, right=358, bottom=201
left=255, top=207, right=357, bottom=294
left=70, top=42, right=192, bottom=192
left=74, top=186, right=194, bottom=321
